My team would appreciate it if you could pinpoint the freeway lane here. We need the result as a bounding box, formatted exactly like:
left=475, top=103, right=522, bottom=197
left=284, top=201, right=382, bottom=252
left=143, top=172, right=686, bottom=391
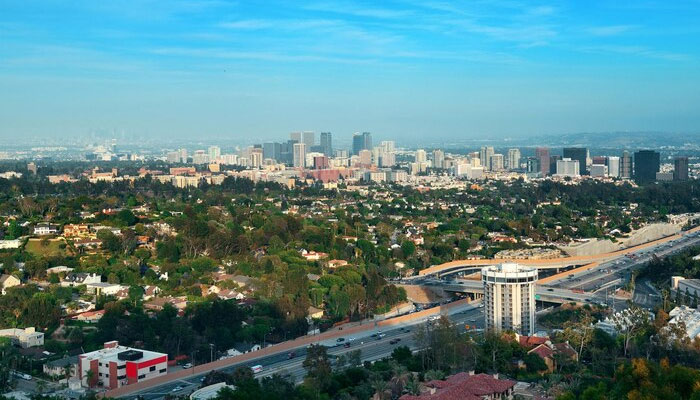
left=421, top=225, right=700, bottom=277
left=120, top=304, right=486, bottom=400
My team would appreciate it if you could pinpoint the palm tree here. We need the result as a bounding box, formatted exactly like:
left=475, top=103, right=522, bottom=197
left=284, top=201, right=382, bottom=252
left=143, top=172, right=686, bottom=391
left=404, top=375, right=422, bottom=396
left=371, top=377, right=390, bottom=400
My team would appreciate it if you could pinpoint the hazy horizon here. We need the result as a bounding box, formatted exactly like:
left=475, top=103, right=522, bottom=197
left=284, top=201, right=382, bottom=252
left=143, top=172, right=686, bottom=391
left=2, top=1, right=700, bottom=141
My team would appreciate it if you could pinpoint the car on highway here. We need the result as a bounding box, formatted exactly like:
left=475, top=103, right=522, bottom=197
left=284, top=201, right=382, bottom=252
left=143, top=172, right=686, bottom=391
left=288, top=351, right=296, bottom=359
left=172, top=386, right=183, bottom=392
left=251, top=365, right=264, bottom=374
left=336, top=337, right=345, bottom=344
left=182, top=363, right=192, bottom=369
left=547, top=288, right=554, bottom=292
left=389, top=338, right=402, bottom=345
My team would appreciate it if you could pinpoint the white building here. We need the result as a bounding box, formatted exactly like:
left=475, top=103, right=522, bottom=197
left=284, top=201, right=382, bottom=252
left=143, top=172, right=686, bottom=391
left=415, top=149, right=427, bottom=164
left=482, top=263, right=537, bottom=335
left=480, top=146, right=495, bottom=170
left=293, top=143, right=306, bottom=168
left=608, top=156, right=620, bottom=178
left=433, top=149, right=445, bottom=169
left=668, top=306, right=700, bottom=340
left=0, top=327, right=44, bottom=348
left=207, top=146, right=221, bottom=162
left=490, top=154, right=505, bottom=171
left=590, top=164, right=608, bottom=178
left=556, top=158, right=580, bottom=177
left=78, top=341, right=168, bottom=389
left=507, top=148, right=521, bottom=170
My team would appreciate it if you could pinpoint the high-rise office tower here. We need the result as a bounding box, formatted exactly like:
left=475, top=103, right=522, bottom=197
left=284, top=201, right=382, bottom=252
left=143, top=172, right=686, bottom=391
left=634, top=150, right=660, bottom=183
left=526, top=157, right=540, bottom=174
left=320, top=132, right=332, bottom=156
left=535, top=147, right=550, bottom=176
left=302, top=131, right=315, bottom=148
left=674, top=156, right=689, bottom=181
left=352, top=132, right=372, bottom=155
left=621, top=151, right=632, bottom=179
left=563, top=147, right=587, bottom=175
left=556, top=158, right=580, bottom=177
left=263, top=142, right=282, bottom=162
left=607, top=156, right=620, bottom=178
left=179, top=148, right=188, bottom=163
left=490, top=154, right=504, bottom=171
left=293, top=143, right=306, bottom=168
left=483, top=263, right=537, bottom=335
left=208, top=146, right=221, bottom=162
left=415, top=149, right=427, bottom=163
left=480, top=146, right=495, bottom=171
left=433, top=149, right=445, bottom=169
left=290, top=132, right=302, bottom=144
left=507, top=148, right=521, bottom=170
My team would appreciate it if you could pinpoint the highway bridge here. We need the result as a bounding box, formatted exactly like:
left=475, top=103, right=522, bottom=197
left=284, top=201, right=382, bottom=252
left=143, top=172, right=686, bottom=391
left=425, top=279, right=596, bottom=304
left=418, top=225, right=700, bottom=278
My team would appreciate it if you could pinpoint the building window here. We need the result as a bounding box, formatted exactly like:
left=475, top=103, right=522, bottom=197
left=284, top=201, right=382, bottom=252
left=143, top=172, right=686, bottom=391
left=159, top=369, right=166, bottom=373
left=150, top=366, right=156, bottom=372
left=138, top=374, right=145, bottom=379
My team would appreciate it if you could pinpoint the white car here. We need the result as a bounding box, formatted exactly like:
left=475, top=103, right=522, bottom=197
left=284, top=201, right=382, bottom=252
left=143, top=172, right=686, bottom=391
left=172, top=386, right=183, bottom=392
left=182, top=363, right=192, bottom=369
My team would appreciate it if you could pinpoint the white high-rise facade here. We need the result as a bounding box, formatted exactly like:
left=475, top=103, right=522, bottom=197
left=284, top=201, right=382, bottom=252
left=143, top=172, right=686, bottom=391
left=482, top=263, right=537, bottom=335
left=490, top=154, right=504, bottom=171
left=556, top=158, right=580, bottom=177
left=608, top=156, right=620, bottom=178
left=293, top=143, right=306, bottom=168
left=480, top=146, right=495, bottom=170
left=208, top=146, right=221, bottom=162
left=507, top=148, right=521, bottom=170
left=415, top=149, right=427, bottom=163
left=433, top=149, right=445, bottom=169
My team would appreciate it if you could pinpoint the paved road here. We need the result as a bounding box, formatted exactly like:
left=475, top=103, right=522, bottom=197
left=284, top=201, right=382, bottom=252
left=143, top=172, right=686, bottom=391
left=122, top=305, right=486, bottom=400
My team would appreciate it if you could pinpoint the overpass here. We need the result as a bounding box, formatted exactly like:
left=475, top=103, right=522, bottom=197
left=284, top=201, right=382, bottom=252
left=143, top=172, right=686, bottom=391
left=419, top=225, right=700, bottom=278
left=427, top=279, right=596, bottom=304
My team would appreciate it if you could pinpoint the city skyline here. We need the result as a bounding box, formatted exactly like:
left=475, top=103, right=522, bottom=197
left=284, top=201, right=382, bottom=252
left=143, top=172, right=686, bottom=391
left=2, top=1, right=700, bottom=141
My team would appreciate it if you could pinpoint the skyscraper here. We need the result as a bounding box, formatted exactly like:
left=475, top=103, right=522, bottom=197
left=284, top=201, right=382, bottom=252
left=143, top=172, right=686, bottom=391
left=208, top=146, right=221, bottom=162
left=535, top=147, right=550, bottom=176
left=352, top=132, right=372, bottom=155
left=291, top=132, right=314, bottom=148
left=433, top=149, right=445, bottom=169
left=674, top=156, right=689, bottom=181
left=415, top=149, right=427, bottom=163
left=621, top=151, right=632, bottom=179
left=263, top=142, right=281, bottom=161
left=293, top=143, right=306, bottom=168
left=563, top=147, right=587, bottom=175
left=480, top=146, right=495, bottom=171
left=320, top=132, right=332, bottom=156
left=507, top=148, right=521, bottom=170
left=483, top=263, right=537, bottom=335
left=490, top=154, right=504, bottom=171
left=634, top=150, right=660, bottom=183
left=607, top=156, right=620, bottom=178
left=556, top=158, right=580, bottom=177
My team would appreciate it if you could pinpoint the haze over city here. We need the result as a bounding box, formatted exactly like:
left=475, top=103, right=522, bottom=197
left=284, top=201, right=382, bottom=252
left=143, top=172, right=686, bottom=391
left=2, top=0, right=700, bottom=142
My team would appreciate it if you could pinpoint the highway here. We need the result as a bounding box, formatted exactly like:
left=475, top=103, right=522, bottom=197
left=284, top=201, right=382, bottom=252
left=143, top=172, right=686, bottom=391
left=420, top=225, right=700, bottom=278
left=117, top=303, right=485, bottom=400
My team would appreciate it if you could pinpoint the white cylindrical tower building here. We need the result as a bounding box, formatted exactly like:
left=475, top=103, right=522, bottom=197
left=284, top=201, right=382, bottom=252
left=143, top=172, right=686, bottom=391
left=482, top=263, right=538, bottom=335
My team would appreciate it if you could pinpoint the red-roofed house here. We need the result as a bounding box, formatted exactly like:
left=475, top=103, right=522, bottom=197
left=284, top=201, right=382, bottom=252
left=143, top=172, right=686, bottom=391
left=400, top=372, right=515, bottom=400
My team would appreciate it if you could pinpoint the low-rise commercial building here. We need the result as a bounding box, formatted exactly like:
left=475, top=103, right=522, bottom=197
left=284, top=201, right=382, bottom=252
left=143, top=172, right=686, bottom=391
left=0, top=327, right=44, bottom=348
left=78, top=341, right=168, bottom=389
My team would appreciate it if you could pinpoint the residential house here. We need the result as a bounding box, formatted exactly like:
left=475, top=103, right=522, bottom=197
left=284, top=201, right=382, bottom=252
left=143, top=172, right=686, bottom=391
left=0, top=327, right=44, bottom=348
left=327, top=259, right=348, bottom=269
left=0, top=274, right=21, bottom=294
left=399, top=372, right=515, bottom=400
left=63, top=224, right=91, bottom=238
left=307, top=306, right=324, bottom=320
left=61, top=273, right=102, bottom=287
left=143, top=285, right=161, bottom=300
left=72, top=310, right=105, bottom=323
left=33, top=223, right=59, bottom=236
left=43, top=355, right=79, bottom=378
left=144, top=296, right=188, bottom=312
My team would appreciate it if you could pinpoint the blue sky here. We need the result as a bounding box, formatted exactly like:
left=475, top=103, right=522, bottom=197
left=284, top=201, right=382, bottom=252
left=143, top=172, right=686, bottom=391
left=1, top=0, right=699, bottom=142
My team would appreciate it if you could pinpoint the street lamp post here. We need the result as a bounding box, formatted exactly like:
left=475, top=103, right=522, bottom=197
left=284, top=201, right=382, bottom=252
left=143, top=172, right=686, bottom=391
left=209, top=343, right=214, bottom=363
